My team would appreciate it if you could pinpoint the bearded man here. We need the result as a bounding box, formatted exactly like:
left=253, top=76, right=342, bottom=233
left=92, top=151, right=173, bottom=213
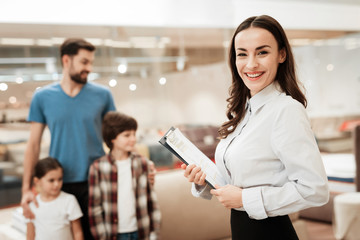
left=21, top=39, right=155, bottom=240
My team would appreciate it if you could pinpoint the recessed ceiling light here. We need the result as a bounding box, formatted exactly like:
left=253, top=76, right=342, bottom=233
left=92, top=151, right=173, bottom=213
left=129, top=83, right=137, bottom=91
left=159, top=77, right=167, bottom=85
left=109, top=79, right=117, bottom=87
left=118, top=64, right=127, bottom=74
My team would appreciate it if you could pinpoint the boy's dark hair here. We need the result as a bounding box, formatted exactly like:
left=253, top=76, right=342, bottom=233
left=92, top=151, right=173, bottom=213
left=34, top=157, right=63, bottom=179
left=60, top=38, right=95, bottom=59
left=102, top=111, right=138, bottom=150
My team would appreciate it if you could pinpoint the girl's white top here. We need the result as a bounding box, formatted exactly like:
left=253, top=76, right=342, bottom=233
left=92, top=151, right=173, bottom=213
left=29, top=191, right=83, bottom=240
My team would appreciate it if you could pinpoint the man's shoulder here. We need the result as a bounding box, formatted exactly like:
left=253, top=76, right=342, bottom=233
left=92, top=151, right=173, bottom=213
left=86, top=82, right=111, bottom=93
left=39, top=82, right=60, bottom=91
left=33, top=82, right=61, bottom=97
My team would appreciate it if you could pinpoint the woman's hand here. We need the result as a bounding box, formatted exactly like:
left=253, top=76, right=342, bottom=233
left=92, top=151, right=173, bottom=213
left=210, top=185, right=243, bottom=209
left=181, top=163, right=206, bottom=186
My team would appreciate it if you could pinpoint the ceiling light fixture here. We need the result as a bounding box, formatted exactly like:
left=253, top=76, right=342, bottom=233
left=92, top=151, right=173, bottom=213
left=129, top=83, right=137, bottom=91
left=326, top=64, right=334, bottom=71
left=109, top=79, right=117, bottom=87
left=176, top=58, right=185, bottom=71
left=15, top=77, right=24, bottom=84
left=9, top=96, right=17, bottom=104
left=115, top=56, right=188, bottom=64
left=0, top=83, right=8, bottom=91
left=159, top=77, right=167, bottom=85
left=140, top=68, right=148, bottom=79
left=1, top=38, right=35, bottom=46
left=118, top=63, right=127, bottom=74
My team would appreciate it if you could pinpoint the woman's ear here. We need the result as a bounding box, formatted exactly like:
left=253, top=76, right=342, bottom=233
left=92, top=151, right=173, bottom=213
left=279, top=48, right=286, bottom=63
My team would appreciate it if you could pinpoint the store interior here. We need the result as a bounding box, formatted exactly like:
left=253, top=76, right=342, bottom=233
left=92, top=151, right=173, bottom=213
left=1, top=0, right=360, bottom=239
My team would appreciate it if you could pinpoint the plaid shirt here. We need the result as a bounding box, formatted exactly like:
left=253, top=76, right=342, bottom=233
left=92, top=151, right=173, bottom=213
left=88, top=153, right=161, bottom=240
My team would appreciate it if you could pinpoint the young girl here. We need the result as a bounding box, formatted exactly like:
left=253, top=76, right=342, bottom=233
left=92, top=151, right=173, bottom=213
left=26, top=157, right=84, bottom=240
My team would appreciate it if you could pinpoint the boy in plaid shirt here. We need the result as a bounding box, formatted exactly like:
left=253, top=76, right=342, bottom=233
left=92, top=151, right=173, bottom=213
left=88, top=111, right=161, bottom=240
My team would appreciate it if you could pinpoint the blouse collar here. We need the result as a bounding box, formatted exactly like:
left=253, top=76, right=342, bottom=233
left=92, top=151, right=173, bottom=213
left=247, top=82, right=283, bottom=114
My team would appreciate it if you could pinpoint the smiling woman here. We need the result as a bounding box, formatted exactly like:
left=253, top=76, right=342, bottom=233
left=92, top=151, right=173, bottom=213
left=234, top=27, right=286, bottom=96
left=182, top=15, right=329, bottom=240
left=221, top=15, right=307, bottom=138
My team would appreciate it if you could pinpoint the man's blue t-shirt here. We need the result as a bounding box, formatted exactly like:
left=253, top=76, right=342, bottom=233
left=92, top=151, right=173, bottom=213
left=28, top=82, right=116, bottom=183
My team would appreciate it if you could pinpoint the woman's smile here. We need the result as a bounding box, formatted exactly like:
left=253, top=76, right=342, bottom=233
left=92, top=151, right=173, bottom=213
left=245, top=71, right=264, bottom=81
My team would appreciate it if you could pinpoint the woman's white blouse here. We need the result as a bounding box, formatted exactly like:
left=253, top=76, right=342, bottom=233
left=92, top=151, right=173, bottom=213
left=194, top=83, right=329, bottom=220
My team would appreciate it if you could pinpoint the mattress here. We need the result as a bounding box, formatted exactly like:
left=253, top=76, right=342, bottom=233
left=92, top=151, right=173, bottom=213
left=321, top=153, right=356, bottom=193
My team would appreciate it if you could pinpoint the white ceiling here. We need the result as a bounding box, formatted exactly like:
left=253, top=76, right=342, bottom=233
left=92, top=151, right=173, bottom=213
left=2, top=0, right=360, bottom=30
left=0, top=0, right=359, bottom=85
left=0, top=0, right=359, bottom=49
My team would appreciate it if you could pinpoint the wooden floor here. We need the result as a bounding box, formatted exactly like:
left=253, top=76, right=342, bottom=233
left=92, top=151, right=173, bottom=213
left=0, top=206, right=337, bottom=240
left=305, top=219, right=336, bottom=240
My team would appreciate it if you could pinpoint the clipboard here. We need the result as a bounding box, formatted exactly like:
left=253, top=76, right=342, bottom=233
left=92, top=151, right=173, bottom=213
left=159, top=127, right=227, bottom=188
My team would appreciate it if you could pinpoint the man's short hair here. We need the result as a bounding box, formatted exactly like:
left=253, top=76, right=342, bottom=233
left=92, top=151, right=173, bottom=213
left=102, top=111, right=138, bottom=150
left=60, top=38, right=95, bottom=58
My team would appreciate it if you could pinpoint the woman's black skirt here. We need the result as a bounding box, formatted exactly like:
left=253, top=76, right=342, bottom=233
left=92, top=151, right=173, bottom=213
left=231, top=209, right=299, bottom=240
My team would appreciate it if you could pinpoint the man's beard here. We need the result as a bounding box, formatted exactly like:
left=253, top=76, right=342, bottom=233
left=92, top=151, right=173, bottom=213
left=70, top=71, right=89, bottom=84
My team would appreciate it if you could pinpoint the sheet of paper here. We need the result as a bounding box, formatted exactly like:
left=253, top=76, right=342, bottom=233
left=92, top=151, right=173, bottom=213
left=160, top=127, right=227, bottom=188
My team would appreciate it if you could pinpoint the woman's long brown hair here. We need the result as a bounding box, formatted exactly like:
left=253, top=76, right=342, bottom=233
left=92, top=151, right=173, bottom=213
left=218, top=15, right=307, bottom=139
